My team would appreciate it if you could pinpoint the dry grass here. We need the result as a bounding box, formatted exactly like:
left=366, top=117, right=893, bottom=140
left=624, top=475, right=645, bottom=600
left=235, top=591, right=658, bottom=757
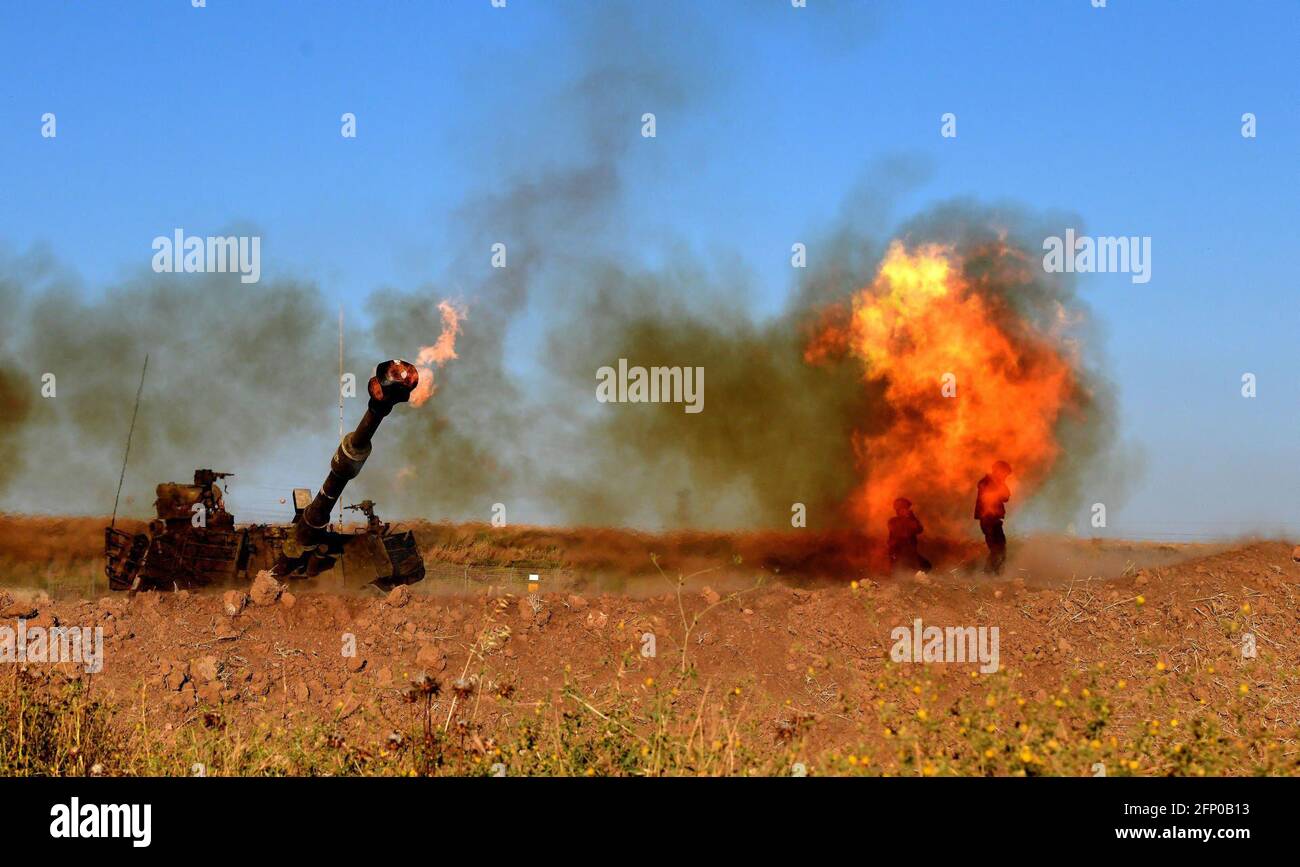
left=6, top=657, right=1292, bottom=777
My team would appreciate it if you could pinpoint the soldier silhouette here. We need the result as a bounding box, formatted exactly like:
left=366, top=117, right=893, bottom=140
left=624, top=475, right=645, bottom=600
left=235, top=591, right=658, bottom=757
left=974, top=461, right=1012, bottom=574
left=887, top=497, right=932, bottom=574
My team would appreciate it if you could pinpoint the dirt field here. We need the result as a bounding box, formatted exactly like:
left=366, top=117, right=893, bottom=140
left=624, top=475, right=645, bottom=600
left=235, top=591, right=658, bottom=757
left=1, top=515, right=1297, bottom=776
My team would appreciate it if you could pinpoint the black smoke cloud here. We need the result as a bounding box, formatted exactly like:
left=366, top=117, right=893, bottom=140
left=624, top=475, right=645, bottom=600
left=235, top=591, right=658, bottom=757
left=0, top=2, right=1126, bottom=531
left=0, top=241, right=338, bottom=515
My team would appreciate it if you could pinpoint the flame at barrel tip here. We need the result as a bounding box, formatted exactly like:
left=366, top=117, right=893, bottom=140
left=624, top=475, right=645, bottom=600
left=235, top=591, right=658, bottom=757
left=410, top=299, right=465, bottom=407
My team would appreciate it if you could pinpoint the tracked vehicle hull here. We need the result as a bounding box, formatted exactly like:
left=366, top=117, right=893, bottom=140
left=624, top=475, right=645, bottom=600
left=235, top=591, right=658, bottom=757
left=105, top=522, right=290, bottom=591
left=105, top=486, right=425, bottom=592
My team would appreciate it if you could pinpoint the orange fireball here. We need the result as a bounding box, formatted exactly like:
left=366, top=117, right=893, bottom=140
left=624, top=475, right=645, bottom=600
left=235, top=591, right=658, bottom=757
left=807, top=241, right=1079, bottom=536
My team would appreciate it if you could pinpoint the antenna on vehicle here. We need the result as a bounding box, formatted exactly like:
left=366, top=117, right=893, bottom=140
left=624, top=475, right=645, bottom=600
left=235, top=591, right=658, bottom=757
left=111, top=353, right=149, bottom=529
left=337, top=305, right=344, bottom=531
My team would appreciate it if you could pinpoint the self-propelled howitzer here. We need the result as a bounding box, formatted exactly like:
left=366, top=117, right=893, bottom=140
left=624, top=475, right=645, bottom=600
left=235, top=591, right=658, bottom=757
left=104, top=360, right=426, bottom=591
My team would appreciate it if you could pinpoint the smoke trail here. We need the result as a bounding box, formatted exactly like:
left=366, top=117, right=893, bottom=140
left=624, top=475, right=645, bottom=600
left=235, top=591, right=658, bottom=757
left=360, top=0, right=721, bottom=521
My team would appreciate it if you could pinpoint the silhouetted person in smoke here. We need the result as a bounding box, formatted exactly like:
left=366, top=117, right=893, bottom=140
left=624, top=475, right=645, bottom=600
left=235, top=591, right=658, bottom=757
left=887, top=497, right=932, bottom=574
left=974, top=461, right=1012, bottom=574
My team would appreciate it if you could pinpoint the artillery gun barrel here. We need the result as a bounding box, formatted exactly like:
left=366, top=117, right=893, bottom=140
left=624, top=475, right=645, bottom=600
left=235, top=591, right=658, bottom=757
left=297, top=359, right=418, bottom=546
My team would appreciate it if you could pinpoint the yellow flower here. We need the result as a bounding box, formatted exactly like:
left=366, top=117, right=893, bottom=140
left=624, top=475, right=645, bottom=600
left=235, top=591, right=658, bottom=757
left=1135, top=595, right=1145, bottom=605
left=983, top=748, right=995, bottom=759
left=850, top=580, right=859, bottom=590
left=922, top=764, right=937, bottom=776
left=1241, top=602, right=1251, bottom=613
left=1155, top=660, right=1166, bottom=672
left=916, top=708, right=928, bottom=721
left=644, top=677, right=654, bottom=687
left=1239, top=683, right=1249, bottom=695
left=1089, top=739, right=1101, bottom=750
left=1117, top=679, right=1127, bottom=689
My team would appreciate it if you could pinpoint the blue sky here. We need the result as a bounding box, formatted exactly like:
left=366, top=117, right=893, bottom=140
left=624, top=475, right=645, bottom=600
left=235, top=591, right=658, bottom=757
left=2, top=1, right=1297, bottom=536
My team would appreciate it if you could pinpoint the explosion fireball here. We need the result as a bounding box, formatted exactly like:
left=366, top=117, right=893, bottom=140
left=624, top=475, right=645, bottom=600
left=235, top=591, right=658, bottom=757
left=806, top=241, right=1082, bottom=535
